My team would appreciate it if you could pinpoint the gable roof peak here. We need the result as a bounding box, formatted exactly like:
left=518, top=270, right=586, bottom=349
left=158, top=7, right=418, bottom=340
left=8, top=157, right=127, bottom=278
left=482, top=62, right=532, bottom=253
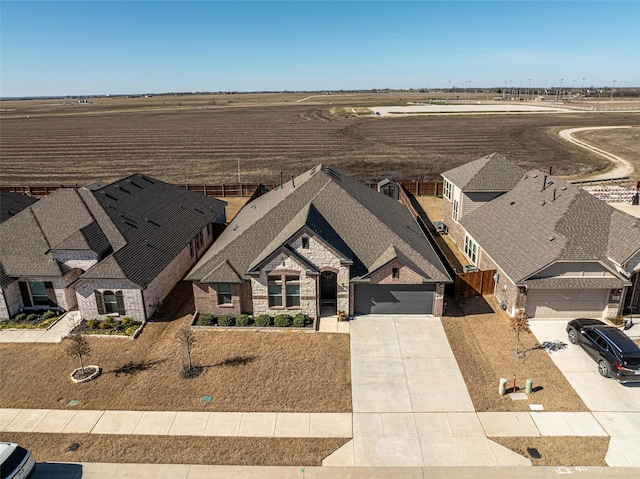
left=442, top=152, right=526, bottom=192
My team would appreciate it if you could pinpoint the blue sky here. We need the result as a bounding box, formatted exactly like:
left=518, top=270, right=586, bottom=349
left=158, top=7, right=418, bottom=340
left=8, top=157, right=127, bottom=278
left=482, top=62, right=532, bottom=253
left=1, top=1, right=638, bottom=97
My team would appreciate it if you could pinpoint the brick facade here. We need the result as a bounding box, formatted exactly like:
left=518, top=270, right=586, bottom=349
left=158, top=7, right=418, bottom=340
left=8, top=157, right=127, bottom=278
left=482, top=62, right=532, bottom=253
left=75, top=279, right=145, bottom=321
left=193, top=282, right=242, bottom=317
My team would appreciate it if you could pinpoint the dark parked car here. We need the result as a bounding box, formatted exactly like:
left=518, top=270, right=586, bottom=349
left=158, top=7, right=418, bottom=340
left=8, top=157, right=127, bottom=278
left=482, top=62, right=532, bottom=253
left=567, top=318, right=640, bottom=383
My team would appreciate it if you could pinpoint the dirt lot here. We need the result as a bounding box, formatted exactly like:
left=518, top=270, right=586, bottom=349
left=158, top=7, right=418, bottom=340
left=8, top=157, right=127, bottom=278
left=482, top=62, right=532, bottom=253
left=0, top=285, right=351, bottom=413
left=442, top=296, right=588, bottom=413
left=572, top=126, right=640, bottom=180
left=1, top=94, right=638, bottom=185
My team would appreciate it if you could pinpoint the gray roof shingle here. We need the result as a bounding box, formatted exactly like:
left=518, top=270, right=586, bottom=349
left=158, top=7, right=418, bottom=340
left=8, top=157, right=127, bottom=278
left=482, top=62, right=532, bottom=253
left=187, top=165, right=451, bottom=284
left=442, top=153, right=526, bottom=191
left=0, top=175, right=226, bottom=289
left=459, top=170, right=640, bottom=284
left=0, top=190, right=38, bottom=223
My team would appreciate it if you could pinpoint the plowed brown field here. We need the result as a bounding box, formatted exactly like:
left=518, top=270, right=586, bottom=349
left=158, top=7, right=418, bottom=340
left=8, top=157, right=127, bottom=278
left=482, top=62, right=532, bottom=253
left=1, top=102, right=638, bottom=185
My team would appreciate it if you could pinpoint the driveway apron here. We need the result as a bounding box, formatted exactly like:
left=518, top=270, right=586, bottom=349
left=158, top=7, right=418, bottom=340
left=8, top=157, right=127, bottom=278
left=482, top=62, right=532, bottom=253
left=327, top=315, right=531, bottom=467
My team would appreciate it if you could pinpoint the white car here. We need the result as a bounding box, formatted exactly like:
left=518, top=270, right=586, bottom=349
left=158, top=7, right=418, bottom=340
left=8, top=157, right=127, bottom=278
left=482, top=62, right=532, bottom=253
left=0, top=442, right=35, bottom=479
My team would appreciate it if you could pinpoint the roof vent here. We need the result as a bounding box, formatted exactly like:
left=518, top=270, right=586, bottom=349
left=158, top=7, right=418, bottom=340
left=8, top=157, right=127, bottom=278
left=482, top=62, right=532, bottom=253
left=510, top=201, right=516, bottom=206
left=141, top=176, right=154, bottom=184
left=532, top=174, right=538, bottom=178
left=542, top=200, right=546, bottom=206
left=105, top=192, right=118, bottom=201
left=548, top=236, right=555, bottom=241
left=129, top=180, right=143, bottom=189
left=561, top=186, right=568, bottom=191
left=233, top=224, right=238, bottom=231
left=192, top=207, right=204, bottom=214
left=145, top=217, right=160, bottom=226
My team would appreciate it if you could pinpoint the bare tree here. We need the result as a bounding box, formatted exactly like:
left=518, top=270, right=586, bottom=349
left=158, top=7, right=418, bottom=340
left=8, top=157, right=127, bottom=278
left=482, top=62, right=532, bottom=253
left=175, top=325, right=196, bottom=373
left=64, top=330, right=91, bottom=374
left=510, top=309, right=530, bottom=356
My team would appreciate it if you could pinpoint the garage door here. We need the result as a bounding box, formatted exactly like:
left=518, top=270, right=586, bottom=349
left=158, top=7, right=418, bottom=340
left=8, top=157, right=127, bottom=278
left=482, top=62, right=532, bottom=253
left=525, top=289, right=608, bottom=319
left=354, top=284, right=435, bottom=315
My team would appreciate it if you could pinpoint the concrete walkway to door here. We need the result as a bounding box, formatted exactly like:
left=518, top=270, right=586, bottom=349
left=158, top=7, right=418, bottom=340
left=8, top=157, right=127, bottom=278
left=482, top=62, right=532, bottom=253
left=324, top=315, right=531, bottom=467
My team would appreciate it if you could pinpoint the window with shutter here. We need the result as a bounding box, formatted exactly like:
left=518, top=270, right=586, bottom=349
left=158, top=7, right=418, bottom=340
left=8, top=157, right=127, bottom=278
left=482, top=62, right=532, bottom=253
left=115, top=291, right=126, bottom=315
left=19, top=281, right=32, bottom=307
left=95, top=291, right=106, bottom=314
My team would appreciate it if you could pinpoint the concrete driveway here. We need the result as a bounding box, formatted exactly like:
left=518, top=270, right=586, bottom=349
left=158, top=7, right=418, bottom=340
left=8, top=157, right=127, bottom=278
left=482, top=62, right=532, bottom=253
left=324, top=315, right=530, bottom=468
left=529, top=321, right=640, bottom=413
left=530, top=320, right=640, bottom=467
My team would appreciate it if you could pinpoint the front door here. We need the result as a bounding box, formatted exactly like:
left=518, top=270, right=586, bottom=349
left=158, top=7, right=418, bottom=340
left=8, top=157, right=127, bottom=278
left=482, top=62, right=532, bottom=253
left=320, top=271, right=337, bottom=316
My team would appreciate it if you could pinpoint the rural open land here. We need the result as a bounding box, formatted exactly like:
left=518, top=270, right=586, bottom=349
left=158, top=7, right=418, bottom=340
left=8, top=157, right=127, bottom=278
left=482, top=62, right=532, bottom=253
left=1, top=91, right=639, bottom=186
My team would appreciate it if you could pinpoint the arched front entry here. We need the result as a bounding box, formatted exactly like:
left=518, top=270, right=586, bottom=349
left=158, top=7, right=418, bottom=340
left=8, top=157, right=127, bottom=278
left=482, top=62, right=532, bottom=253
left=320, top=270, right=337, bottom=316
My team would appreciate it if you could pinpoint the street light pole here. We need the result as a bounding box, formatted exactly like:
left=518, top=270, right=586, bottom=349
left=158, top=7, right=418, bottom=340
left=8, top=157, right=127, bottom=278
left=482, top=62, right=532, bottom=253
left=611, top=80, right=616, bottom=102
left=528, top=78, right=532, bottom=100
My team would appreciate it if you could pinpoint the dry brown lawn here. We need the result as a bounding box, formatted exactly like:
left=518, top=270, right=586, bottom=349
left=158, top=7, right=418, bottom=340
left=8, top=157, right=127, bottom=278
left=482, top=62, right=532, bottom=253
left=0, top=284, right=351, bottom=413
left=491, top=436, right=609, bottom=467
left=1, top=432, right=347, bottom=466
left=442, top=296, right=588, bottom=412
left=415, top=195, right=443, bottom=222
left=215, top=196, right=249, bottom=222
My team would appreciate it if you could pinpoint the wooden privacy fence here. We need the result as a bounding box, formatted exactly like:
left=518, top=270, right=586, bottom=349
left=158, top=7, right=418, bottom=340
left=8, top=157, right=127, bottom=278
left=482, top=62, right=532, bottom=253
left=2, top=180, right=444, bottom=199
left=455, top=270, right=497, bottom=299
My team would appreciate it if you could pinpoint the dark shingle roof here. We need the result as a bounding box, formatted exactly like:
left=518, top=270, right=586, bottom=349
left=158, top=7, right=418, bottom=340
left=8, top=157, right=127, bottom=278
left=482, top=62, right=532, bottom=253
left=187, top=165, right=451, bottom=284
left=442, top=153, right=526, bottom=191
left=0, top=175, right=226, bottom=289
left=460, top=170, right=640, bottom=284
left=0, top=190, right=39, bottom=223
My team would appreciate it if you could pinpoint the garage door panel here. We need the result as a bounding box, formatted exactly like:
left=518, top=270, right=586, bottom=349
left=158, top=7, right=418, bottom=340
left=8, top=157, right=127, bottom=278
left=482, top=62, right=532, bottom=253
left=354, top=284, right=434, bottom=315
left=525, top=289, right=608, bottom=319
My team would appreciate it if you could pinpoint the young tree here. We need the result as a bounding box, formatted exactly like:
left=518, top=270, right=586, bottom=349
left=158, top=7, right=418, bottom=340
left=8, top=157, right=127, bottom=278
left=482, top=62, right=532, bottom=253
left=175, top=325, right=196, bottom=374
left=64, top=330, right=91, bottom=375
left=510, top=309, right=530, bottom=356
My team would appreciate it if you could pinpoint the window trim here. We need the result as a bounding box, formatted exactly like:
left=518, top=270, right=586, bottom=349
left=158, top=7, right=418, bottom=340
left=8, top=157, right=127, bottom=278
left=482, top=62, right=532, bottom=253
left=452, top=199, right=459, bottom=221
left=268, top=274, right=301, bottom=308
left=217, top=283, right=233, bottom=305
left=443, top=179, right=452, bottom=200
left=464, top=235, right=478, bottom=264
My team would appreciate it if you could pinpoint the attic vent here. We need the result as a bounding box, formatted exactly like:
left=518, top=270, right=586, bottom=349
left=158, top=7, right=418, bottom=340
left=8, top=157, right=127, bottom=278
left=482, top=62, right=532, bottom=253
left=542, top=200, right=546, bottom=206
left=524, top=174, right=528, bottom=179
left=310, top=166, right=317, bottom=175
left=233, top=224, right=238, bottom=231
left=561, top=186, right=568, bottom=191
left=122, top=219, right=138, bottom=228
left=510, top=201, right=516, bottom=206
left=105, top=192, right=118, bottom=201
left=548, top=236, right=555, bottom=241
left=192, top=207, right=204, bottom=214
left=251, top=204, right=256, bottom=208
left=129, top=180, right=144, bottom=189
left=141, top=176, right=154, bottom=184
left=116, top=185, right=131, bottom=194
left=326, top=167, right=342, bottom=182
left=532, top=174, right=538, bottom=178
left=145, top=217, right=160, bottom=226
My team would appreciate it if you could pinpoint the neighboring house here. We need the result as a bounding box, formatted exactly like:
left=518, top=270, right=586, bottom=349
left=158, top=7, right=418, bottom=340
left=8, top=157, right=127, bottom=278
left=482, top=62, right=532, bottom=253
left=186, top=165, right=451, bottom=319
left=442, top=154, right=640, bottom=319
left=0, top=190, right=38, bottom=223
left=0, top=174, right=226, bottom=322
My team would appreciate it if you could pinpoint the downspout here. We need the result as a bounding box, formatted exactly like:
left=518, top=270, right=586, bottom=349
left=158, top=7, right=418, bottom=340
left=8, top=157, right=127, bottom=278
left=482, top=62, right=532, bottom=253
left=140, top=289, right=148, bottom=323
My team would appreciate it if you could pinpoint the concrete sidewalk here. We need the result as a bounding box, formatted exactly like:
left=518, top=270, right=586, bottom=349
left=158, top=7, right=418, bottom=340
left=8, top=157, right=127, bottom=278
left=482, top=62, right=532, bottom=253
left=0, top=408, right=352, bottom=438
left=0, top=311, right=79, bottom=343
left=33, top=463, right=640, bottom=479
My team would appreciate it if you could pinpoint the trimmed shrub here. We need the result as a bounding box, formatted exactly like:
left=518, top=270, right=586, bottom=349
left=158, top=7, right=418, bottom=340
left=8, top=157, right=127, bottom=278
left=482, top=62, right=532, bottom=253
left=197, top=313, right=215, bottom=326
left=15, top=313, right=27, bottom=322
left=100, top=317, right=114, bottom=329
left=293, top=313, right=309, bottom=327
left=274, top=314, right=292, bottom=327
left=86, top=319, right=99, bottom=329
left=218, top=315, right=235, bottom=327
left=235, top=314, right=250, bottom=326
left=124, top=325, right=139, bottom=336
left=121, top=317, right=135, bottom=328
left=42, top=310, right=58, bottom=320
left=26, top=314, right=38, bottom=322
left=255, top=314, right=272, bottom=327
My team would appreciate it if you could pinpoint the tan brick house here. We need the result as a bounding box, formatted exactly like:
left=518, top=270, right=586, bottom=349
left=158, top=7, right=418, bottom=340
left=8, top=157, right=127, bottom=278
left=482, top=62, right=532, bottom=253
left=186, top=165, right=451, bottom=319
left=0, top=175, right=226, bottom=322
left=441, top=154, right=639, bottom=319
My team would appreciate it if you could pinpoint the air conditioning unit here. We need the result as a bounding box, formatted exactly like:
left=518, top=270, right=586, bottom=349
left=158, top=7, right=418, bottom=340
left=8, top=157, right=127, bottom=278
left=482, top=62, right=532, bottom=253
left=433, top=221, right=448, bottom=234
left=463, top=265, right=479, bottom=273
